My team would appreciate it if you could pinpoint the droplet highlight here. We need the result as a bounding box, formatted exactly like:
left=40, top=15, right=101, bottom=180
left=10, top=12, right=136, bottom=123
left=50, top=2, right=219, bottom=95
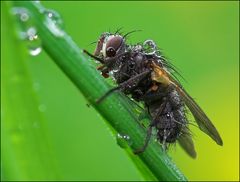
left=44, top=9, right=65, bottom=37
left=29, top=47, right=42, bottom=56
left=116, top=133, right=132, bottom=149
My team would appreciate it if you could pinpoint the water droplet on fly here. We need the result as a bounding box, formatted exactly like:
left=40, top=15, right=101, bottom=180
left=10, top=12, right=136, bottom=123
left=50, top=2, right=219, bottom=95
left=116, top=133, right=132, bottom=149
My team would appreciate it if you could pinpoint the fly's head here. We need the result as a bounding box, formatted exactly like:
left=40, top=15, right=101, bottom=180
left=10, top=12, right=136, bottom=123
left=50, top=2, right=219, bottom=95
left=94, top=32, right=126, bottom=62
left=89, top=30, right=140, bottom=78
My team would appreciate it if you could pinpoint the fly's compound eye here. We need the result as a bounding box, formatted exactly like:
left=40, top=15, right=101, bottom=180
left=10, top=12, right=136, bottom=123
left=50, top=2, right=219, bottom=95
left=106, top=47, right=116, bottom=57
left=104, top=35, right=123, bottom=58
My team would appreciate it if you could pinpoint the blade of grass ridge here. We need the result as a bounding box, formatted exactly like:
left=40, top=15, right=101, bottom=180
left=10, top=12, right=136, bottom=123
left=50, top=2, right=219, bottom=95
left=1, top=2, right=60, bottom=180
left=11, top=1, right=187, bottom=181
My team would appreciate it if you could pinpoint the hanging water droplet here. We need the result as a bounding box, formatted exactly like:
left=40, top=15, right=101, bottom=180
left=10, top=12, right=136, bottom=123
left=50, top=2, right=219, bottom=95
left=29, top=47, right=42, bottom=56
left=11, top=7, right=43, bottom=56
left=27, top=27, right=37, bottom=41
left=25, top=27, right=42, bottom=56
left=116, top=133, right=132, bottom=149
left=38, top=104, right=47, bottom=112
left=108, top=70, right=114, bottom=77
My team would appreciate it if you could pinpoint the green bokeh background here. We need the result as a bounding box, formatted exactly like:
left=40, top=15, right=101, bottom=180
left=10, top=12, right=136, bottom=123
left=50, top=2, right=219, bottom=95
left=2, top=1, right=239, bottom=181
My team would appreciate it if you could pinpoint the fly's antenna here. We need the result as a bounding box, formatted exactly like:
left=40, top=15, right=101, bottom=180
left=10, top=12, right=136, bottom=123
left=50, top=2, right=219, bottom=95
left=88, top=40, right=98, bottom=46
left=123, top=29, right=142, bottom=39
left=115, top=27, right=124, bottom=35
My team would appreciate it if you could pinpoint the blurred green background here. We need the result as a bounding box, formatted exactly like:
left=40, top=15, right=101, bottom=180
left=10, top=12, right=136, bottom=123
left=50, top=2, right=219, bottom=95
left=1, top=1, right=239, bottom=181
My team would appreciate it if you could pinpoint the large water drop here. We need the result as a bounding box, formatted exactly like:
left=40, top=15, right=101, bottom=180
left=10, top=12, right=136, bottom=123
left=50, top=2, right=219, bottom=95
left=11, top=7, right=42, bottom=56
left=44, top=9, right=65, bottom=37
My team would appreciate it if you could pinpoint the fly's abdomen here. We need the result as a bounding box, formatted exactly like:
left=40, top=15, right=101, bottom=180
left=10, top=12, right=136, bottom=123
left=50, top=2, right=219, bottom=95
left=149, top=88, right=187, bottom=143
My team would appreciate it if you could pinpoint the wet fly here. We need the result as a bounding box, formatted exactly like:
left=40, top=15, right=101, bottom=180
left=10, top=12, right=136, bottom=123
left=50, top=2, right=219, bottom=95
left=84, top=30, right=223, bottom=158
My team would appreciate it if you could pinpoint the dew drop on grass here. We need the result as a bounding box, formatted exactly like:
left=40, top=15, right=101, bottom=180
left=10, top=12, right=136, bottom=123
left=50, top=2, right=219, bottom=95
left=20, top=12, right=29, bottom=22
left=29, top=47, right=42, bottom=56
left=43, top=9, right=65, bottom=37
left=11, top=7, right=42, bottom=56
left=26, top=27, right=42, bottom=56
left=116, top=133, right=132, bottom=149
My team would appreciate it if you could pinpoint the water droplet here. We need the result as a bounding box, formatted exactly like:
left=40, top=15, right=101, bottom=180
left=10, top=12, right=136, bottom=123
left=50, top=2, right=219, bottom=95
left=12, top=7, right=43, bottom=56
left=20, top=12, right=29, bottom=22
left=27, top=27, right=37, bottom=41
left=108, top=70, right=113, bottom=77
left=44, top=9, right=65, bottom=37
left=166, top=113, right=170, bottom=118
left=47, top=12, right=53, bottom=18
left=38, top=104, right=47, bottom=112
left=112, top=69, right=118, bottom=73
left=29, top=47, right=42, bottom=56
left=116, top=133, right=132, bottom=149
left=143, top=39, right=158, bottom=55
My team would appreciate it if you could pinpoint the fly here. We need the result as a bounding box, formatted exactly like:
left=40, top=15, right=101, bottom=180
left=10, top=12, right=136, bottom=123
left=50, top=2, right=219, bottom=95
left=84, top=30, right=223, bottom=158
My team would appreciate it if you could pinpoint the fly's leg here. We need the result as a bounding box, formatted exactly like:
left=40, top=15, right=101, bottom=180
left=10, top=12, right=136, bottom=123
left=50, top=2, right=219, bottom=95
left=83, top=50, right=105, bottom=64
left=96, top=70, right=151, bottom=104
left=96, top=86, right=120, bottom=104
left=84, top=49, right=130, bottom=67
left=134, top=101, right=167, bottom=154
left=134, top=125, right=153, bottom=154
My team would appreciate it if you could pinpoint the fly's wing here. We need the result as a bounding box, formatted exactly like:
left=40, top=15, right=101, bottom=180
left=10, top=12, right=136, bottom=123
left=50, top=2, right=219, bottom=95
left=175, top=85, right=223, bottom=146
left=178, top=128, right=197, bottom=158
left=151, top=62, right=223, bottom=146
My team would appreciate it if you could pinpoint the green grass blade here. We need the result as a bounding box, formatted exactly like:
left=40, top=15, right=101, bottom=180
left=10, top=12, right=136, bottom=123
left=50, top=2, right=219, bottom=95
left=1, top=2, right=59, bottom=180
